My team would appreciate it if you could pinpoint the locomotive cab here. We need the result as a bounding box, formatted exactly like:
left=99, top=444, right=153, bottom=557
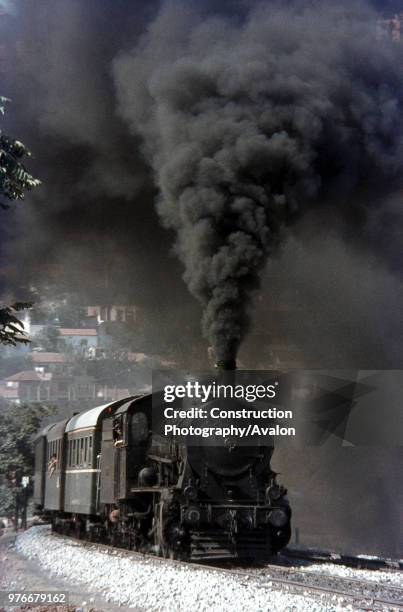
left=102, top=396, right=182, bottom=496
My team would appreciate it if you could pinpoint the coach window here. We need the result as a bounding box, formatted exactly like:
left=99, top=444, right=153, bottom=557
left=84, top=437, right=88, bottom=466
left=113, top=415, right=125, bottom=447
left=88, top=436, right=93, bottom=467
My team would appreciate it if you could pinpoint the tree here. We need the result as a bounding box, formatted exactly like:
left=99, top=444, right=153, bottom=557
left=0, top=402, right=56, bottom=517
left=0, top=302, right=32, bottom=346
left=0, top=96, right=41, bottom=346
left=33, top=326, right=60, bottom=351
left=0, top=97, right=41, bottom=208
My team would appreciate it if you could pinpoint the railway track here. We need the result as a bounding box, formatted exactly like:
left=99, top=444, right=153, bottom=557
left=282, top=547, right=403, bottom=571
left=52, top=531, right=403, bottom=610
left=246, top=559, right=403, bottom=608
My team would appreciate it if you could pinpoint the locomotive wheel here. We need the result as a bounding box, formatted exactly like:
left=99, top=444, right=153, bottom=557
left=271, top=524, right=291, bottom=552
left=153, top=502, right=173, bottom=558
left=153, top=514, right=166, bottom=557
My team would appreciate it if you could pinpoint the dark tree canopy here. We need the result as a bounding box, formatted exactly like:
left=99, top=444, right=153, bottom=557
left=0, top=97, right=40, bottom=346
left=0, top=403, right=56, bottom=516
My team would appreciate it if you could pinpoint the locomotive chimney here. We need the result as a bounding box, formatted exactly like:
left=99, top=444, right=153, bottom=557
left=215, top=359, right=237, bottom=371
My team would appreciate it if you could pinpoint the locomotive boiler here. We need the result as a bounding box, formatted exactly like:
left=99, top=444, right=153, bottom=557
left=34, top=377, right=291, bottom=560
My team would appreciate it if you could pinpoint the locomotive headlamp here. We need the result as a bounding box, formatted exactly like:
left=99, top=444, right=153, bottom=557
left=185, top=506, right=201, bottom=524
left=184, top=485, right=197, bottom=500
left=267, top=508, right=288, bottom=528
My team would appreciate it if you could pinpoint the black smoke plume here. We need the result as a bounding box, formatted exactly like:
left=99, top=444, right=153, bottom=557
left=113, top=0, right=403, bottom=362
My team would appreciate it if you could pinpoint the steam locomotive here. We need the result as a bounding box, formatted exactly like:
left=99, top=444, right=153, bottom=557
left=34, top=387, right=291, bottom=560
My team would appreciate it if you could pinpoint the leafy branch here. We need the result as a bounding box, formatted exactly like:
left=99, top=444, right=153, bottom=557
left=0, top=97, right=41, bottom=209
left=0, top=302, right=33, bottom=346
left=0, top=97, right=41, bottom=346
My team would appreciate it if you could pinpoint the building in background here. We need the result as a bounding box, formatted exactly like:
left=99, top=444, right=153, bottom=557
left=86, top=305, right=137, bottom=324
left=31, top=351, right=72, bottom=374
left=0, top=370, right=97, bottom=404
left=58, top=328, right=98, bottom=352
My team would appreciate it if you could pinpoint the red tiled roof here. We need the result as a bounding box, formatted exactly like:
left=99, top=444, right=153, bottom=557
left=7, top=370, right=42, bottom=382
left=59, top=328, right=97, bottom=336
left=6, top=370, right=52, bottom=382
left=31, top=352, right=70, bottom=363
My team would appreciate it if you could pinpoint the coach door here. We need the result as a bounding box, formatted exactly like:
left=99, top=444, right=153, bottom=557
left=99, top=418, right=116, bottom=504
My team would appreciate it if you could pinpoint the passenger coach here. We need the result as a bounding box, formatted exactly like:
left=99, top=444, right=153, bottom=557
left=33, top=398, right=134, bottom=523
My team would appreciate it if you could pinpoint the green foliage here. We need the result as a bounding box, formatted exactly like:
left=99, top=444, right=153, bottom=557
left=0, top=97, right=41, bottom=347
left=0, top=97, right=41, bottom=209
left=0, top=301, right=32, bottom=346
left=0, top=402, right=56, bottom=516
left=33, top=326, right=60, bottom=351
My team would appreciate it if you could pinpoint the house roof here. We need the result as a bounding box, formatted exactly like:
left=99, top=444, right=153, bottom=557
left=6, top=370, right=52, bottom=382
left=59, top=328, right=97, bottom=337
left=31, top=352, right=70, bottom=364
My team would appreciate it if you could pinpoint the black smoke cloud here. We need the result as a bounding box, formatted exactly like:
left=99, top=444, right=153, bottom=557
left=1, top=0, right=402, bottom=367
left=113, top=0, right=403, bottom=362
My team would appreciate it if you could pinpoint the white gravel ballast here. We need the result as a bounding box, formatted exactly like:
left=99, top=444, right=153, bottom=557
left=14, top=526, right=388, bottom=612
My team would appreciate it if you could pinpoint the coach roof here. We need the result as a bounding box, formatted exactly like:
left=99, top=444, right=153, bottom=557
left=47, top=418, right=69, bottom=441
left=65, top=397, right=135, bottom=433
left=114, top=394, right=150, bottom=416
left=34, top=422, right=57, bottom=441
